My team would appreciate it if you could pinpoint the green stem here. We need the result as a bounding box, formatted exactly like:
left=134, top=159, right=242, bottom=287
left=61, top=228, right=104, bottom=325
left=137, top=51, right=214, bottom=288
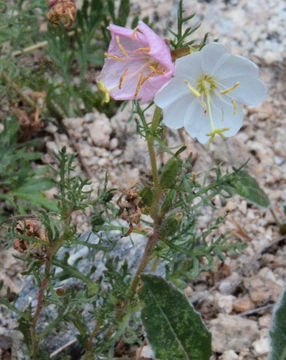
left=129, top=224, right=158, bottom=296
left=146, top=106, right=161, bottom=188
left=84, top=107, right=163, bottom=351
left=129, top=106, right=163, bottom=294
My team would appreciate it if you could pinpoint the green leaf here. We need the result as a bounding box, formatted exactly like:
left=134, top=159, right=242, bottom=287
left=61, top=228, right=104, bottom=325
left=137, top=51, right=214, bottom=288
left=159, top=213, right=182, bottom=238
left=230, top=170, right=270, bottom=207
left=160, top=189, right=176, bottom=215
left=140, top=275, right=211, bottom=360
left=159, top=158, right=179, bottom=188
left=139, top=186, right=153, bottom=207
left=268, top=287, right=286, bottom=360
left=14, top=177, right=55, bottom=193
left=11, top=191, right=57, bottom=211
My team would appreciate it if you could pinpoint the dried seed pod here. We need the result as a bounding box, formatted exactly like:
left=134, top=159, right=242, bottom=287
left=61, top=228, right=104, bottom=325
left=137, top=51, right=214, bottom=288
left=117, top=188, right=142, bottom=237
left=13, top=237, right=29, bottom=253
left=13, top=219, right=47, bottom=257
left=47, top=0, right=76, bottom=27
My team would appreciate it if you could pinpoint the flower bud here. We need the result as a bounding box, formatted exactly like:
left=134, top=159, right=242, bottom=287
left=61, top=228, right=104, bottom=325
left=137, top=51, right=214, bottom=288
left=47, top=0, right=76, bottom=27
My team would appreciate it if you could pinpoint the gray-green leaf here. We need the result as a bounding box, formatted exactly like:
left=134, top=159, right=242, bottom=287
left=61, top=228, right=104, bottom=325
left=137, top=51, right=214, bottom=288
left=231, top=170, right=269, bottom=207
left=268, top=287, right=286, bottom=360
left=140, top=275, right=211, bottom=360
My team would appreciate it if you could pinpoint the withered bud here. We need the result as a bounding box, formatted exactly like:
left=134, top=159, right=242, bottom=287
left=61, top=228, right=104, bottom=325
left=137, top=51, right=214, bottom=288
left=118, top=189, right=142, bottom=227
left=47, top=0, right=76, bottom=27
left=13, top=219, right=47, bottom=254
left=13, top=238, right=29, bottom=253
left=56, top=288, right=65, bottom=296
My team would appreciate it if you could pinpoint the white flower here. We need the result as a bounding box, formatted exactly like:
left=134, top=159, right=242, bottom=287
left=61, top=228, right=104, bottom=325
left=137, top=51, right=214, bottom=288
left=154, top=43, right=267, bottom=144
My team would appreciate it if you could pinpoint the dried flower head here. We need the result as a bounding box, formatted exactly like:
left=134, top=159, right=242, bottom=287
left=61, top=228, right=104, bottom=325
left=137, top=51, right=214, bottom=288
left=47, top=0, right=76, bottom=27
left=13, top=219, right=47, bottom=256
left=117, top=188, right=142, bottom=237
left=97, top=21, right=174, bottom=104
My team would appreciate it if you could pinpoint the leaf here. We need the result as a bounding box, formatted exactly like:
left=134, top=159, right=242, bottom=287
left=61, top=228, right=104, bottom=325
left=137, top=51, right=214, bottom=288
left=159, top=158, right=179, bottom=188
left=140, top=275, right=211, bottom=360
left=230, top=170, right=270, bottom=207
left=268, top=287, right=286, bottom=360
left=14, top=177, right=55, bottom=193
left=160, top=189, right=176, bottom=215
left=11, top=191, right=57, bottom=211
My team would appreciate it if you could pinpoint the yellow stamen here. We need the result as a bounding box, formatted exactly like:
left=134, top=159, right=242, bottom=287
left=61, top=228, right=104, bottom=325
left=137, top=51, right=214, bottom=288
left=220, top=81, right=239, bottom=95
left=134, top=73, right=143, bottom=98
left=119, top=67, right=129, bottom=89
left=221, top=108, right=224, bottom=123
left=134, top=47, right=150, bottom=54
left=184, top=80, right=201, bottom=97
left=107, top=62, right=149, bottom=92
left=131, top=27, right=138, bottom=40
left=104, top=52, right=125, bottom=61
left=116, top=35, right=129, bottom=58
left=201, top=100, right=207, bottom=116
left=141, top=69, right=155, bottom=85
left=97, top=79, right=110, bottom=104
left=231, top=98, right=237, bottom=115
left=204, top=87, right=215, bottom=131
left=149, top=65, right=166, bottom=75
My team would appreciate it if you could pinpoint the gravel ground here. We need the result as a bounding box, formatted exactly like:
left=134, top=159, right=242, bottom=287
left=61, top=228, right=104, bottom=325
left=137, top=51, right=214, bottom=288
left=1, top=0, right=286, bottom=359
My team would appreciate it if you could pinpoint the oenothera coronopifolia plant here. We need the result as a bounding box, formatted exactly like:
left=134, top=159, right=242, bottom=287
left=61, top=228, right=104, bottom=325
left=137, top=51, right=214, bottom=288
left=2, top=3, right=270, bottom=359
left=95, top=12, right=267, bottom=360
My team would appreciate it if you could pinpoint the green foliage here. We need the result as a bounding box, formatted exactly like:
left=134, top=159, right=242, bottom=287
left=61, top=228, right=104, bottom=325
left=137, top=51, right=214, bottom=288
left=106, top=0, right=131, bottom=27
left=151, top=162, right=247, bottom=282
left=268, top=287, right=286, bottom=360
left=0, top=1, right=269, bottom=358
left=53, top=147, right=91, bottom=216
left=0, top=0, right=132, bottom=119
left=0, top=0, right=46, bottom=50
left=159, top=157, right=180, bottom=188
left=0, top=118, right=55, bottom=218
left=90, top=173, right=117, bottom=232
left=228, top=169, right=270, bottom=207
left=140, top=275, right=211, bottom=360
left=168, top=0, right=208, bottom=49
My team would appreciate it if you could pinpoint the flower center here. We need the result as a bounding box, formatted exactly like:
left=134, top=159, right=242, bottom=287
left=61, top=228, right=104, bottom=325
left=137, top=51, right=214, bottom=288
left=184, top=73, right=240, bottom=144
left=196, top=74, right=216, bottom=94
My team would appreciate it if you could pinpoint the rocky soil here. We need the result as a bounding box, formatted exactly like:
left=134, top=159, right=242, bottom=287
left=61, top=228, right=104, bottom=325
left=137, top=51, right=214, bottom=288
left=1, top=0, right=286, bottom=359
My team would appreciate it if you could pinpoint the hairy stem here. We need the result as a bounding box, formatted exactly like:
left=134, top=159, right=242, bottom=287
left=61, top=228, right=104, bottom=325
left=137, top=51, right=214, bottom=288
left=84, top=107, right=163, bottom=352
left=129, top=106, right=163, bottom=293
left=129, top=224, right=159, bottom=296
left=30, top=252, right=51, bottom=358
left=146, top=106, right=161, bottom=188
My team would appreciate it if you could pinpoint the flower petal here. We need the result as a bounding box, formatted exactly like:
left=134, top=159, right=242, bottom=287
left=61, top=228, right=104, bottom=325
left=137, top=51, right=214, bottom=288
left=211, top=93, right=243, bottom=137
left=107, top=24, right=145, bottom=57
left=219, top=75, right=267, bottom=105
left=174, top=52, right=202, bottom=82
left=216, top=54, right=259, bottom=79
left=161, top=94, right=194, bottom=129
left=184, top=100, right=210, bottom=144
left=154, top=77, right=189, bottom=108
left=201, top=43, right=230, bottom=75
left=100, top=58, right=147, bottom=101
left=137, top=21, right=174, bottom=77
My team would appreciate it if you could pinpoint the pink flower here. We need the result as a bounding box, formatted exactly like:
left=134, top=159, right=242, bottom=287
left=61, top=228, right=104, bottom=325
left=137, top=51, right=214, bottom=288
left=97, top=21, right=174, bottom=104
